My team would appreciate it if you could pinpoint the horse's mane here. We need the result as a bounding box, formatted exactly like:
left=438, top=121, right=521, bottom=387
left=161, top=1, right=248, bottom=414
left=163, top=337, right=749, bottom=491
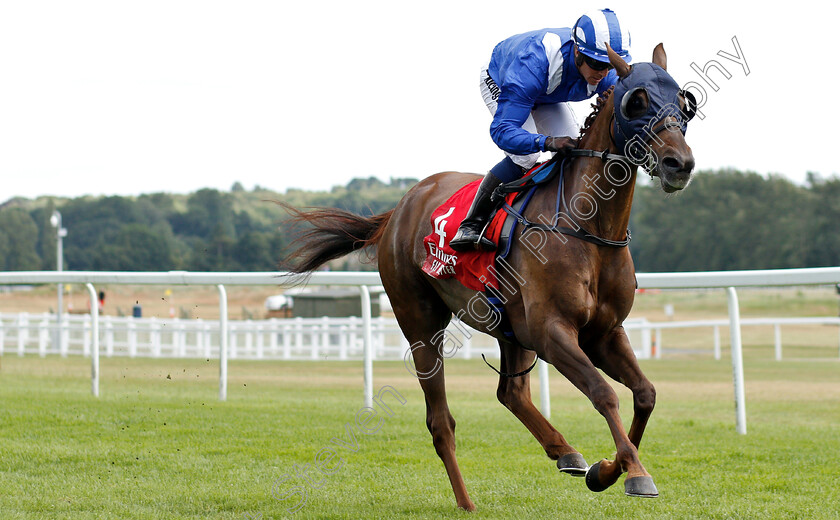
left=576, top=86, right=614, bottom=146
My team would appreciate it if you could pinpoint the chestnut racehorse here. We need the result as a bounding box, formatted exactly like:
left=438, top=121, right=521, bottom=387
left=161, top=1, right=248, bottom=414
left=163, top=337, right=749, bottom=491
left=280, top=44, right=695, bottom=510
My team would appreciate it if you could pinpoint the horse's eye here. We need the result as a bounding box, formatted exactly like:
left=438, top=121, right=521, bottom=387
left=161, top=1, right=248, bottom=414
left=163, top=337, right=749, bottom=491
left=620, top=87, right=649, bottom=120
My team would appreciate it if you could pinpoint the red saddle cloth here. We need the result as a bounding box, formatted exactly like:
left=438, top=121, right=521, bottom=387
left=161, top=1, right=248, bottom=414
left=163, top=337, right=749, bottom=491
left=421, top=180, right=513, bottom=291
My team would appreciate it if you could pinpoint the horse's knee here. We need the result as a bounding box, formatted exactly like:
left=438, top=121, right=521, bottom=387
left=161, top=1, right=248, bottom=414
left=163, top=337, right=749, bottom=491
left=496, top=380, right=515, bottom=408
left=496, top=379, right=528, bottom=410
left=633, top=382, right=656, bottom=416
left=589, top=383, right=620, bottom=415
left=496, top=385, right=509, bottom=408
left=427, top=412, right=456, bottom=448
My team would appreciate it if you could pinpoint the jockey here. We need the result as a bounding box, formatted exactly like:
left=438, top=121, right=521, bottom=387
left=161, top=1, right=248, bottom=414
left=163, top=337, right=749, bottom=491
left=449, top=8, right=632, bottom=252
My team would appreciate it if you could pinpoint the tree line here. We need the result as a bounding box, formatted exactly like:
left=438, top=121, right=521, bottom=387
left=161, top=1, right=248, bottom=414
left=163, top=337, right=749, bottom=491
left=0, top=177, right=412, bottom=273
left=629, top=169, right=840, bottom=271
left=0, top=170, right=838, bottom=273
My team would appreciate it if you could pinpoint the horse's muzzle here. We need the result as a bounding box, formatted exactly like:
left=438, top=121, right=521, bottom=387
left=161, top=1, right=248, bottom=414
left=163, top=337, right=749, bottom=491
left=657, top=151, right=695, bottom=192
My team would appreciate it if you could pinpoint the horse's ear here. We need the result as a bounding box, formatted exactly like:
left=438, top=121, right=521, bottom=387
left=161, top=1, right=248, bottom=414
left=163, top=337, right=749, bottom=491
left=606, top=43, right=631, bottom=78
left=652, top=43, right=667, bottom=70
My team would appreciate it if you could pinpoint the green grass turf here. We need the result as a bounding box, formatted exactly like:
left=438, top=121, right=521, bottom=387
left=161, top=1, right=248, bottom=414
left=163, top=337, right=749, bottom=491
left=0, top=354, right=838, bottom=519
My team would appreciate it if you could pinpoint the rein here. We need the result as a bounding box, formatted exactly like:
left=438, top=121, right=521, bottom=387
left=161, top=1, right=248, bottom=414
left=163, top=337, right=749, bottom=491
left=565, top=147, right=629, bottom=163
left=493, top=148, right=633, bottom=248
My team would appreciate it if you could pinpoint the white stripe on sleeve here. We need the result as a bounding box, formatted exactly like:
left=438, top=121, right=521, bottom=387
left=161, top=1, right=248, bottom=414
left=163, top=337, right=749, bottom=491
left=542, top=32, right=565, bottom=94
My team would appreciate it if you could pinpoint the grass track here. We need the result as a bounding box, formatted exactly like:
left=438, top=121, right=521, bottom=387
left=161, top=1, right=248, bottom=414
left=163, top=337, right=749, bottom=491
left=1, top=354, right=838, bottom=519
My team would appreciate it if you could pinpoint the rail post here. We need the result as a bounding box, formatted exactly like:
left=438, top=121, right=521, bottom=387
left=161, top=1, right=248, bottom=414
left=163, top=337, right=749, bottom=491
left=85, top=283, right=99, bottom=397
left=218, top=284, right=228, bottom=402
left=538, top=359, right=550, bottom=419
left=726, top=287, right=747, bottom=435
left=361, top=285, right=373, bottom=408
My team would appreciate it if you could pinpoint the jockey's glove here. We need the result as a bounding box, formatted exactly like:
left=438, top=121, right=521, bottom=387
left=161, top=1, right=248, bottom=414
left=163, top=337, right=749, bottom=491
left=544, top=136, right=576, bottom=155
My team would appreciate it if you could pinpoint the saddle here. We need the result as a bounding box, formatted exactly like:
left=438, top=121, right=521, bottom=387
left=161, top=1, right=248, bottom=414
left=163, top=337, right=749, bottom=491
left=420, top=159, right=559, bottom=292
left=423, top=151, right=634, bottom=288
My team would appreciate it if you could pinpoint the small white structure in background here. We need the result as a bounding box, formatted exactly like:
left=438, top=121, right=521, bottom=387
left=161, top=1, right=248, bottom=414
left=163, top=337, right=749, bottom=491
left=263, top=294, right=291, bottom=311
left=264, top=287, right=312, bottom=317
left=265, top=286, right=388, bottom=318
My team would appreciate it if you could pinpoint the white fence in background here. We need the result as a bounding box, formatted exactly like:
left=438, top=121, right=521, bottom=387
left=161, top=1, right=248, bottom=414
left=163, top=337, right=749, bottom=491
left=2, top=267, right=840, bottom=435
left=4, top=312, right=838, bottom=362
left=642, top=316, right=840, bottom=361
left=0, top=313, right=502, bottom=361
left=0, top=313, right=654, bottom=361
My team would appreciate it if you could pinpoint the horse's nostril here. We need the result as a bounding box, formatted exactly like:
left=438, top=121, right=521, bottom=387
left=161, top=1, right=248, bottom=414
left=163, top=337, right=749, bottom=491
left=662, top=157, right=681, bottom=171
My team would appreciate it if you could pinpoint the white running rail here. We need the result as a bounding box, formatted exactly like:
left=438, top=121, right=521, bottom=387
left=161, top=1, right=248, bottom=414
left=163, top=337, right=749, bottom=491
left=1, top=267, right=839, bottom=433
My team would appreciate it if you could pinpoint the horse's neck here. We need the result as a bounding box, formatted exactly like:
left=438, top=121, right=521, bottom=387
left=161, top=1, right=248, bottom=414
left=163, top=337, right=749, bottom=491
left=566, top=98, right=638, bottom=241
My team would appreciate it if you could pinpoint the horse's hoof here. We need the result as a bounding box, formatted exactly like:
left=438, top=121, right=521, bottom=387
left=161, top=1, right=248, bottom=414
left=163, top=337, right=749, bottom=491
left=584, top=461, right=610, bottom=492
left=556, top=453, right=588, bottom=477
left=625, top=476, right=658, bottom=498
left=456, top=500, right=477, bottom=512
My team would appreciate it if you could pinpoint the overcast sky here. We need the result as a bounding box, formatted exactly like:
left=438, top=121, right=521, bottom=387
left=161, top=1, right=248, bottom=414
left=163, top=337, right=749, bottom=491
left=1, top=1, right=838, bottom=200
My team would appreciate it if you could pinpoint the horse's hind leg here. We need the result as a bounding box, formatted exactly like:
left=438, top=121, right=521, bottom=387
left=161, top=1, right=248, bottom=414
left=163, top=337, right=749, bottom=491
left=386, top=279, right=476, bottom=511
left=586, top=327, right=658, bottom=497
left=413, top=338, right=476, bottom=511
left=495, top=341, right=588, bottom=475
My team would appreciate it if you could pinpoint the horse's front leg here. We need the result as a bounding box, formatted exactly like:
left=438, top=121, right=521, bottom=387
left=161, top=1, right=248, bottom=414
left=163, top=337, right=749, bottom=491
left=584, top=326, right=658, bottom=497
left=592, top=327, right=656, bottom=448
left=539, top=320, right=656, bottom=496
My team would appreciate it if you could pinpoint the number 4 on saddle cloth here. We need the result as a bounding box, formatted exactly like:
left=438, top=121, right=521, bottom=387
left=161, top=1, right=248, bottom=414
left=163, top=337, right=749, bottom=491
left=421, top=160, right=559, bottom=338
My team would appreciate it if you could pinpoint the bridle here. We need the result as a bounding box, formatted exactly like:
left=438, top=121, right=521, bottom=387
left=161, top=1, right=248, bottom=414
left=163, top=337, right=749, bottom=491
left=490, top=84, right=694, bottom=252
left=570, top=86, right=696, bottom=176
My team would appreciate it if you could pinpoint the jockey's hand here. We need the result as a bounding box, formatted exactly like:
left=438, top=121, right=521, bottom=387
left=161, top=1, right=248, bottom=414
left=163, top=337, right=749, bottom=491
left=544, top=136, right=576, bottom=155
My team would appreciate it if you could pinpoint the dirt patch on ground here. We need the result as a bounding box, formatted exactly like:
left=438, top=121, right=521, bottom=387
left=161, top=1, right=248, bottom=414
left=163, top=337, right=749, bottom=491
left=0, top=284, right=284, bottom=320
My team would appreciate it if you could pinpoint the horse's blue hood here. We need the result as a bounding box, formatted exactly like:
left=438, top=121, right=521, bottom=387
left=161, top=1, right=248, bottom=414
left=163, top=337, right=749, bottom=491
left=612, top=62, right=691, bottom=153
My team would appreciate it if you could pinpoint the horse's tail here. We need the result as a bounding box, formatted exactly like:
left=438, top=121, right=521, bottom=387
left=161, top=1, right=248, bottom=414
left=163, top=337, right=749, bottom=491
left=278, top=202, right=394, bottom=274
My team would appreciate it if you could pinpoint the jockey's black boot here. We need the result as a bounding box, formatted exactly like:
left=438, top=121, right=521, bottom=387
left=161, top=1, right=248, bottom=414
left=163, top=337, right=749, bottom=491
left=449, top=171, right=505, bottom=252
